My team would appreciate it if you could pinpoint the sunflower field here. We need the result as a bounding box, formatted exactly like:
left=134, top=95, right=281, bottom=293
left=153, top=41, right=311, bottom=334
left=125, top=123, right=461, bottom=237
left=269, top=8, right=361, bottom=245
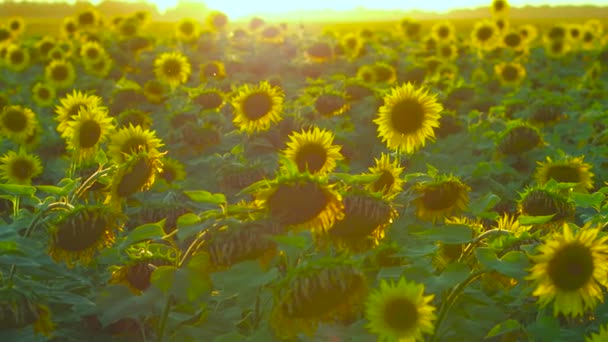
left=1, top=0, right=608, bottom=341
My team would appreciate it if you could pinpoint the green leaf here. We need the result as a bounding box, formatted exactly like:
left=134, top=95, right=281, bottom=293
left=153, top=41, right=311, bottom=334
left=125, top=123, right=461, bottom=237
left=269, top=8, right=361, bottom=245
left=36, top=178, right=77, bottom=196
left=527, top=315, right=563, bottom=342
left=0, top=255, right=40, bottom=267
left=0, top=184, right=36, bottom=196
left=184, top=190, right=226, bottom=205
left=331, top=173, right=380, bottom=185
left=151, top=266, right=177, bottom=293
left=176, top=213, right=207, bottom=241
left=571, top=192, right=605, bottom=210
left=476, top=248, right=529, bottom=279
left=0, top=240, right=20, bottom=254
left=120, top=220, right=166, bottom=248
left=213, top=332, right=246, bottom=342
left=468, top=193, right=501, bottom=216
left=151, top=254, right=212, bottom=302
left=270, top=234, right=309, bottom=250
left=518, top=215, right=555, bottom=225
left=413, top=224, right=474, bottom=244
left=376, top=266, right=406, bottom=282
left=427, top=262, right=470, bottom=294
left=486, top=319, right=521, bottom=338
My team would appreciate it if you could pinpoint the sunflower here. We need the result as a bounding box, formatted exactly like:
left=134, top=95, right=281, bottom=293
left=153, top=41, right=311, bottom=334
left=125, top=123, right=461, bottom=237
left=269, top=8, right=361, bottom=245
left=191, top=88, right=225, bottom=111
left=340, top=32, right=363, bottom=57
left=3, top=44, right=30, bottom=71
left=115, top=16, right=140, bottom=38
left=48, top=205, right=124, bottom=267
left=0, top=105, right=39, bottom=144
left=494, top=17, right=510, bottom=34
left=79, top=40, right=105, bottom=64
left=158, top=156, right=186, bottom=184
left=64, top=106, right=116, bottom=162
left=75, top=8, right=100, bottom=29
left=502, top=30, right=527, bottom=52
left=374, top=82, right=443, bottom=153
left=372, top=62, right=397, bottom=84
left=0, top=27, right=11, bottom=46
left=497, top=122, right=542, bottom=155
left=527, top=223, right=608, bottom=317
left=46, top=46, right=68, bottom=61
left=400, top=18, right=422, bottom=40
left=0, top=288, right=55, bottom=337
left=586, top=324, right=608, bottom=342
left=109, top=245, right=175, bottom=294
left=199, top=60, right=226, bottom=81
left=0, top=149, right=43, bottom=185
left=117, top=109, right=152, bottom=129
left=305, top=41, right=334, bottom=63
left=412, top=174, right=471, bottom=223
left=252, top=170, right=343, bottom=232
left=143, top=80, right=166, bottom=104
left=175, top=18, right=200, bottom=43
left=106, top=152, right=163, bottom=208
left=61, top=16, right=79, bottom=38
left=366, top=153, right=404, bottom=200
left=494, top=62, right=526, bottom=87
left=490, top=0, right=509, bottom=17
left=356, top=65, right=376, bottom=83
left=282, top=126, right=343, bottom=175
left=106, top=124, right=164, bottom=164
left=431, top=21, right=456, bottom=42
left=580, top=29, right=598, bottom=50
left=270, top=259, right=368, bottom=339
left=312, top=90, right=350, bottom=117
left=518, top=186, right=575, bottom=226
left=436, top=42, right=458, bottom=61
left=259, top=25, right=284, bottom=44
left=365, top=277, right=436, bottom=342
left=45, top=59, right=76, bottom=89
left=544, top=38, right=571, bottom=59
left=206, top=10, right=229, bottom=31
left=54, top=90, right=103, bottom=135
left=6, top=16, right=25, bottom=37
left=535, top=156, right=594, bottom=193
left=153, top=51, right=191, bottom=89
left=231, top=81, right=284, bottom=134
left=519, top=24, right=539, bottom=44
left=84, top=54, right=113, bottom=78
left=31, top=82, right=56, bottom=107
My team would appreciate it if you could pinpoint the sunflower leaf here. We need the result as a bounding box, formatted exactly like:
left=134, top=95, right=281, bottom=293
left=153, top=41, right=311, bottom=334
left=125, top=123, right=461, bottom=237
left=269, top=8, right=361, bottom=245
left=485, top=319, right=521, bottom=338
left=476, top=248, right=529, bottom=279
left=184, top=190, right=226, bottom=206
left=0, top=184, right=37, bottom=196
left=571, top=192, right=605, bottom=210
left=468, top=193, right=501, bottom=216
left=518, top=214, right=555, bottom=225
left=413, top=224, right=474, bottom=244
left=119, top=219, right=166, bottom=248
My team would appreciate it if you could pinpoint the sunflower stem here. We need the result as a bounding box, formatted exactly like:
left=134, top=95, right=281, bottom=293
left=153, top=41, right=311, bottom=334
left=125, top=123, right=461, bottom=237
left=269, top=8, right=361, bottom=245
left=156, top=295, right=173, bottom=342
left=459, top=229, right=513, bottom=263
left=72, top=164, right=115, bottom=202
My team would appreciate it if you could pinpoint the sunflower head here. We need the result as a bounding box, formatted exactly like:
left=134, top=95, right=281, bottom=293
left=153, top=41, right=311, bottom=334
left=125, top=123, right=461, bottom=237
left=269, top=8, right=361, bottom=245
left=545, top=38, right=571, bottom=59
left=61, top=16, right=78, bottom=38
left=0, top=149, right=43, bottom=185
left=305, top=41, right=334, bottom=62
left=282, top=126, right=343, bottom=175
left=199, top=60, right=226, bottom=81
left=143, top=80, right=167, bottom=104
left=436, top=42, right=458, bottom=61
left=79, top=40, right=106, bottom=64
left=230, top=81, right=284, bottom=134
left=31, top=82, right=56, bottom=107
left=54, top=90, right=103, bottom=135
left=312, top=90, right=350, bottom=117
left=175, top=18, right=200, bottom=43
left=431, top=21, right=455, bottom=42
left=527, top=222, right=608, bottom=317
left=490, top=0, right=509, bottom=16
left=191, top=88, right=225, bottom=111
left=366, top=152, right=404, bottom=199
left=518, top=185, right=575, bottom=226
left=49, top=205, right=125, bottom=267
left=0, top=287, right=55, bottom=337
left=206, top=10, right=228, bottom=31
left=400, top=18, right=422, bottom=40
left=365, top=277, right=437, bottom=342
left=64, top=106, right=116, bottom=162
left=519, top=24, right=539, bottom=43
left=106, top=152, right=164, bottom=208
left=158, top=156, right=186, bottom=184
left=371, top=62, right=397, bottom=84
left=373, top=82, right=443, bottom=153
left=4, top=44, right=30, bottom=71
left=117, top=109, right=152, bottom=130
left=0, top=105, right=38, bottom=144
left=107, top=124, right=164, bottom=164
left=45, top=59, right=76, bottom=89
left=497, top=122, right=543, bottom=156
left=502, top=30, right=526, bottom=52
left=494, top=62, right=526, bottom=87
left=109, top=244, right=176, bottom=294
left=153, top=51, right=192, bottom=89
left=412, top=174, right=471, bottom=223
left=535, top=155, right=594, bottom=193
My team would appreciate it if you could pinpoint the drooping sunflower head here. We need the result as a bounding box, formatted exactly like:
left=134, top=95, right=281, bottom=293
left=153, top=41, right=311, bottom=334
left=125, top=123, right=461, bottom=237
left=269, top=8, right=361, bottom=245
left=490, top=0, right=509, bottom=16
left=494, top=61, right=527, bottom=87
left=230, top=81, right=284, bottom=134
left=31, top=82, right=56, bottom=107
left=431, top=21, right=456, bottom=42
left=44, top=59, right=76, bottom=89
left=496, top=122, right=543, bottom=156
left=0, top=105, right=38, bottom=144
left=412, top=174, right=471, bottom=223
left=158, top=156, right=186, bottom=184
left=535, top=155, right=594, bottom=193
left=282, top=126, right=343, bottom=175
left=365, top=277, right=437, bottom=342
left=4, top=43, right=30, bottom=71
left=0, top=287, right=55, bottom=337
left=106, top=152, right=164, bottom=207
left=107, top=124, right=164, bottom=164
left=117, top=109, right=153, bottom=130
left=191, top=88, right=225, bottom=111
left=0, top=149, right=43, bottom=185
left=271, top=258, right=368, bottom=339
left=366, top=152, right=404, bottom=199
left=153, top=51, right=192, bottom=88
left=54, top=89, right=103, bottom=135
left=527, top=222, right=608, bottom=317
left=64, top=106, right=116, bottom=161
left=49, top=205, right=125, bottom=268
left=373, top=82, right=443, bottom=153
left=199, top=60, right=226, bottom=81
left=109, top=244, right=176, bottom=294
left=517, top=186, right=575, bottom=226
left=175, top=18, right=200, bottom=43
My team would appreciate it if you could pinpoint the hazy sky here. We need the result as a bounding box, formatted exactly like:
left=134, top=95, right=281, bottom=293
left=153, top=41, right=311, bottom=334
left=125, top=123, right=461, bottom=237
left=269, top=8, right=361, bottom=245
left=42, top=0, right=608, bottom=18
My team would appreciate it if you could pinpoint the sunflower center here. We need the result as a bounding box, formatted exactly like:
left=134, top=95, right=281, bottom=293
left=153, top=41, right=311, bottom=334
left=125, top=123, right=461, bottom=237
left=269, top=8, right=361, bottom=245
left=583, top=32, right=594, bottom=43
left=54, top=210, right=108, bottom=251
left=37, top=87, right=51, bottom=100
left=116, top=157, right=153, bottom=198
left=390, top=99, right=426, bottom=135
left=374, top=65, right=395, bottom=83
left=180, top=22, right=195, bottom=36
left=440, top=46, right=452, bottom=58
left=120, top=137, right=148, bottom=156
left=266, top=181, right=330, bottom=227
left=547, top=243, right=594, bottom=291
left=494, top=0, right=506, bottom=11
left=315, top=94, right=347, bottom=116
left=162, top=59, right=182, bottom=77
left=79, top=119, right=102, bottom=148
left=383, top=297, right=419, bottom=333
left=51, top=65, right=69, bottom=81
left=242, top=92, right=272, bottom=120
left=546, top=165, right=581, bottom=184
left=372, top=170, right=395, bottom=193
left=125, top=261, right=153, bottom=291
left=496, top=19, right=506, bottom=30
left=85, top=47, right=99, bottom=60
left=420, top=181, right=462, bottom=211
left=2, top=108, right=27, bottom=132
left=203, top=63, right=221, bottom=78
left=438, top=26, right=450, bottom=39
left=504, top=33, right=521, bottom=47
left=499, top=126, right=540, bottom=155
left=0, top=29, right=10, bottom=42
left=501, top=65, right=519, bottom=82
left=78, top=12, right=96, bottom=26
left=551, top=41, right=564, bottom=54
left=65, top=22, right=77, bottom=33
left=345, top=37, right=358, bottom=49
left=295, top=143, right=328, bottom=174
left=9, top=50, right=24, bottom=65
left=194, top=92, right=223, bottom=110
left=10, top=159, right=34, bottom=181
left=120, top=22, right=137, bottom=37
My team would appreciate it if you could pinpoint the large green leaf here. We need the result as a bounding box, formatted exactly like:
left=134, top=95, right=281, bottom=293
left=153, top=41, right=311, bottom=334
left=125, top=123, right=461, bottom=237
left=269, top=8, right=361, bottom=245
left=413, top=224, right=474, bottom=244
left=518, top=214, right=555, bottom=225
left=0, top=184, right=36, bottom=196
left=476, top=248, right=530, bottom=279
left=486, top=319, right=521, bottom=338
left=468, top=192, right=501, bottom=216
left=184, top=190, right=226, bottom=205
left=571, top=192, right=605, bottom=210
left=119, top=219, right=166, bottom=248
left=426, top=262, right=471, bottom=294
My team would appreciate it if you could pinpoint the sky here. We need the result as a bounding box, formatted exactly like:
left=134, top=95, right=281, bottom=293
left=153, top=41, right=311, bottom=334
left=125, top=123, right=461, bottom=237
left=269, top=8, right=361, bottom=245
left=38, top=0, right=608, bottom=18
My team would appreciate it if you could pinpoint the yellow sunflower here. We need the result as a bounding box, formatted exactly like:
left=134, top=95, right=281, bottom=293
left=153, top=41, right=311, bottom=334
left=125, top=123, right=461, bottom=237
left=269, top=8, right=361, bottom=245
left=0, top=149, right=43, bottom=185
left=158, top=156, right=186, bottom=184
left=7, top=16, right=25, bottom=37
left=61, top=16, right=78, bottom=38
left=84, top=54, right=113, bottom=78
left=206, top=10, right=229, bottom=31
left=0, top=105, right=39, bottom=144
left=64, top=106, right=116, bottom=162
left=527, top=223, right=608, bottom=317
left=431, top=21, right=456, bottom=42
left=230, top=81, right=284, bottom=134
left=356, top=65, right=376, bottom=84
left=544, top=38, right=571, bottom=59
left=44, top=59, right=76, bottom=89
left=518, top=186, right=575, bottom=227
left=199, top=60, right=226, bottom=81
left=106, top=124, right=164, bottom=164
left=54, top=90, right=103, bottom=135
left=436, top=42, right=458, bottom=61
left=4, top=44, right=30, bottom=71
left=190, top=88, right=225, bottom=111
left=0, top=288, right=55, bottom=337
left=282, top=126, right=343, bottom=175
left=143, top=80, right=166, bottom=104
left=340, top=32, right=363, bottom=57
left=175, top=18, right=200, bottom=43
left=48, top=205, right=124, bottom=268
left=153, top=51, right=192, bottom=88
left=31, top=82, right=56, bottom=107
left=117, top=109, right=153, bottom=129
left=366, top=152, right=404, bottom=200
left=365, top=277, right=437, bottom=342
left=586, top=324, right=608, bottom=342
left=501, top=30, right=527, bottom=53
left=412, top=174, right=471, bottom=223
left=519, top=24, right=539, bottom=44
left=373, top=82, right=443, bottom=153
left=312, top=90, right=350, bottom=117
left=535, top=156, right=594, bottom=193
left=494, top=62, right=526, bottom=87
left=105, top=152, right=163, bottom=208
left=79, top=40, right=106, bottom=65
left=490, top=0, right=509, bottom=17
left=372, top=62, right=398, bottom=84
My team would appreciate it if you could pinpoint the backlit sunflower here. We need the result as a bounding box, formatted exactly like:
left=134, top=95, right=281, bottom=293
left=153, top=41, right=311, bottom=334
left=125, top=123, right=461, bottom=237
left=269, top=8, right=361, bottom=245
left=153, top=51, right=191, bottom=89
left=519, top=24, right=539, bottom=44
left=231, top=81, right=284, bottom=134
left=527, top=222, right=608, bottom=317
left=340, top=32, right=363, bottom=57
left=282, top=126, right=343, bottom=175
left=252, top=170, right=343, bottom=232
left=78, top=40, right=105, bottom=64
left=84, top=55, right=113, bottom=78
left=109, top=245, right=176, bottom=294
left=4, top=44, right=30, bottom=71
left=0, top=149, right=43, bottom=185
left=117, top=109, right=153, bottom=129
left=502, top=30, right=527, bottom=53
left=372, top=62, right=398, bottom=84
left=305, top=41, right=334, bottom=63
left=64, top=106, right=116, bottom=162
left=206, top=10, right=229, bottom=31
left=199, top=60, right=226, bottom=81
left=0, top=288, right=55, bottom=337
left=47, top=46, right=68, bottom=61
left=365, top=277, right=436, bottom=342
left=518, top=186, right=575, bottom=227
left=0, top=105, right=38, bottom=144
left=7, top=16, right=25, bottom=37
left=158, top=157, right=186, bottom=184
left=412, top=174, right=471, bottom=223
left=535, top=156, right=594, bottom=193
left=106, top=152, right=163, bottom=208
left=31, top=82, right=56, bottom=107
left=494, top=62, right=526, bottom=87
left=143, top=80, right=166, bottom=104
left=374, top=82, right=443, bottom=153
left=312, top=90, right=351, bottom=117
left=356, top=65, right=376, bottom=83
left=175, top=18, right=200, bottom=43
left=45, top=59, right=76, bottom=89
left=55, top=90, right=103, bottom=135
left=490, top=0, right=509, bottom=17
left=436, top=42, right=458, bottom=61
left=366, top=153, right=404, bottom=200
left=586, top=324, right=608, bottom=342
left=544, top=38, right=570, bottom=59
left=431, top=21, right=456, bottom=42
left=191, top=88, right=225, bottom=111
left=106, top=124, right=164, bottom=164
left=48, top=205, right=124, bottom=268
left=270, top=258, right=368, bottom=339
